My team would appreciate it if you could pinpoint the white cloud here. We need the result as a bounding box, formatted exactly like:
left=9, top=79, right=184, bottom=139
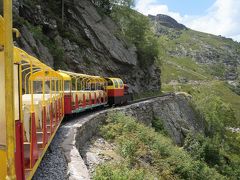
left=135, top=0, right=183, bottom=22
left=135, top=0, right=240, bottom=42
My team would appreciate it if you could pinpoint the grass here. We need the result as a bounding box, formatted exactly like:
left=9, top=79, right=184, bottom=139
left=133, top=90, right=163, bottom=100
left=162, top=81, right=240, bottom=125
left=94, top=112, right=225, bottom=180
left=161, top=60, right=208, bottom=83
left=157, top=27, right=240, bottom=81
left=158, top=29, right=240, bottom=123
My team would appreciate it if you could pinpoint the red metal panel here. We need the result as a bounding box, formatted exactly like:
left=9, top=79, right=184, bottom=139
left=50, top=103, right=53, bottom=134
left=107, top=89, right=124, bottom=97
left=64, top=95, right=72, bottom=114
left=15, top=120, right=25, bottom=180
left=94, top=93, right=97, bottom=104
left=55, top=100, right=58, bottom=127
left=82, top=94, right=86, bottom=108
left=89, top=93, right=92, bottom=105
left=98, top=92, right=101, bottom=103
left=71, top=94, right=75, bottom=110
left=57, top=99, right=60, bottom=126
left=75, top=94, right=79, bottom=109
left=58, top=99, right=61, bottom=119
left=30, top=113, right=38, bottom=168
left=42, top=107, right=47, bottom=146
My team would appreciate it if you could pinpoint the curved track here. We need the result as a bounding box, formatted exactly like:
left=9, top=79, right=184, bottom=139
left=33, top=94, right=172, bottom=179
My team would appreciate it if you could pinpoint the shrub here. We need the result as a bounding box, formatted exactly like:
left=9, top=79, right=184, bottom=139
left=94, top=162, right=154, bottom=180
left=97, top=112, right=224, bottom=179
left=27, top=24, right=67, bottom=69
left=110, top=6, right=160, bottom=67
left=152, top=117, right=168, bottom=135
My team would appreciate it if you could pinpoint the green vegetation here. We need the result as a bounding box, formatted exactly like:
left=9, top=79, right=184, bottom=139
left=161, top=59, right=209, bottom=83
left=133, top=90, right=162, bottom=100
left=94, top=113, right=224, bottom=179
left=93, top=0, right=161, bottom=67
left=163, top=81, right=240, bottom=123
left=158, top=29, right=240, bottom=80
left=26, top=23, right=67, bottom=70
left=152, top=117, right=169, bottom=135
left=111, top=7, right=160, bottom=66
left=140, top=24, right=240, bottom=177
left=163, top=81, right=240, bottom=178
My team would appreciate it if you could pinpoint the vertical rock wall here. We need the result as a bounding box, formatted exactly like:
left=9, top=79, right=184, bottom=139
left=12, top=0, right=161, bottom=93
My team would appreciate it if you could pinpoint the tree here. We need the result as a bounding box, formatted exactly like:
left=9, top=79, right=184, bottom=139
left=91, top=0, right=135, bottom=14
left=110, top=0, right=135, bottom=8
left=111, top=7, right=160, bottom=66
left=61, top=0, right=64, bottom=25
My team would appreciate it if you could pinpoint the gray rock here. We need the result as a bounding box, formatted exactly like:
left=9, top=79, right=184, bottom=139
left=37, top=39, right=54, bottom=67
left=13, top=0, right=161, bottom=94
left=149, top=14, right=187, bottom=30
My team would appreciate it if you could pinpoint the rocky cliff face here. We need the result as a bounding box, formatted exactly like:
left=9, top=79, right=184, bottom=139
left=149, top=14, right=187, bottom=30
left=12, top=0, right=161, bottom=93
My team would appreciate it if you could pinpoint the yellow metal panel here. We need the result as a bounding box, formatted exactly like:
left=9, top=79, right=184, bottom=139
left=4, top=0, right=16, bottom=178
left=0, top=16, right=4, bottom=46
left=106, top=78, right=124, bottom=90
left=14, top=65, right=20, bottom=120
left=58, top=71, right=71, bottom=80
left=0, top=51, right=6, bottom=145
left=0, top=150, right=7, bottom=180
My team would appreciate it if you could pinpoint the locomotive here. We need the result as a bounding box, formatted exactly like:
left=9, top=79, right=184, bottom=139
left=0, top=1, right=132, bottom=179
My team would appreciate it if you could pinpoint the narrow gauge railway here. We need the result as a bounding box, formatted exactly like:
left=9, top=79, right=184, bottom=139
left=0, top=1, right=132, bottom=179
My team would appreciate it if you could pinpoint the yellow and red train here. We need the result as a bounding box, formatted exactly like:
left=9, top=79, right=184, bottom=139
left=0, top=1, right=132, bottom=179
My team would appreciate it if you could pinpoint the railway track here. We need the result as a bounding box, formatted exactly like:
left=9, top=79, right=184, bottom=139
left=33, top=93, right=173, bottom=180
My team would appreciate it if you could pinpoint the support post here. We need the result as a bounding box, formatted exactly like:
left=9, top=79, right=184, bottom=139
left=4, top=0, right=16, bottom=178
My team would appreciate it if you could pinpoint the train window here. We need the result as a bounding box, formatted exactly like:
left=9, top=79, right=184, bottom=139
left=118, top=79, right=123, bottom=88
left=64, top=80, right=71, bottom=92
left=113, top=79, right=118, bottom=88
left=107, top=79, right=113, bottom=86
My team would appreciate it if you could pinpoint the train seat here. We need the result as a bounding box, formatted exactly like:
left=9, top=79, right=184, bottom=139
left=22, top=94, right=54, bottom=142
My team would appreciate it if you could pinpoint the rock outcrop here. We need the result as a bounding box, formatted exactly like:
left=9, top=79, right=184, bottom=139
left=149, top=14, right=187, bottom=30
left=119, top=94, right=204, bottom=145
left=13, top=0, right=161, bottom=93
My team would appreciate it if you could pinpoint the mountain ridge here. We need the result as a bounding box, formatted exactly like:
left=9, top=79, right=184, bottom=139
left=150, top=13, right=240, bottom=84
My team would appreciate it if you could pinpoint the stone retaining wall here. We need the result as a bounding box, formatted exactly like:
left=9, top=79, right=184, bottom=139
left=62, top=94, right=203, bottom=179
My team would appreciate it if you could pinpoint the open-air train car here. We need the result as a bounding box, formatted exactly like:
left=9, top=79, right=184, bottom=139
left=58, top=70, right=108, bottom=115
left=0, top=1, right=132, bottom=179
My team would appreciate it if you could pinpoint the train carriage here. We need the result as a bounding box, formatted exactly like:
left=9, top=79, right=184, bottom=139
left=0, top=1, right=131, bottom=179
left=13, top=47, right=65, bottom=179
left=106, top=78, right=133, bottom=105
left=59, top=70, right=108, bottom=115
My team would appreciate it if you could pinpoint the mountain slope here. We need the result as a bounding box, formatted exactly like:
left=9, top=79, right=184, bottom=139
left=150, top=14, right=240, bottom=82
left=150, top=14, right=240, bottom=124
left=12, top=0, right=161, bottom=93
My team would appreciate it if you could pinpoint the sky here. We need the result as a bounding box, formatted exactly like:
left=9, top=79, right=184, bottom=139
left=135, top=0, right=240, bottom=41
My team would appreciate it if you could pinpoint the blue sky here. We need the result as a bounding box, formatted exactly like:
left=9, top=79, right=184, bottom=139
left=135, top=0, right=240, bottom=41
left=143, top=0, right=216, bottom=15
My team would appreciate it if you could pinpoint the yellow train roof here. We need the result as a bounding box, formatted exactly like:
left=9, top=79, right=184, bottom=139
left=57, top=72, right=71, bottom=81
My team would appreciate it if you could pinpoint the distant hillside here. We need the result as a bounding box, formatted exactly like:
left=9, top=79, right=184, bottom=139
left=150, top=14, right=240, bottom=83
left=150, top=14, right=240, bottom=124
